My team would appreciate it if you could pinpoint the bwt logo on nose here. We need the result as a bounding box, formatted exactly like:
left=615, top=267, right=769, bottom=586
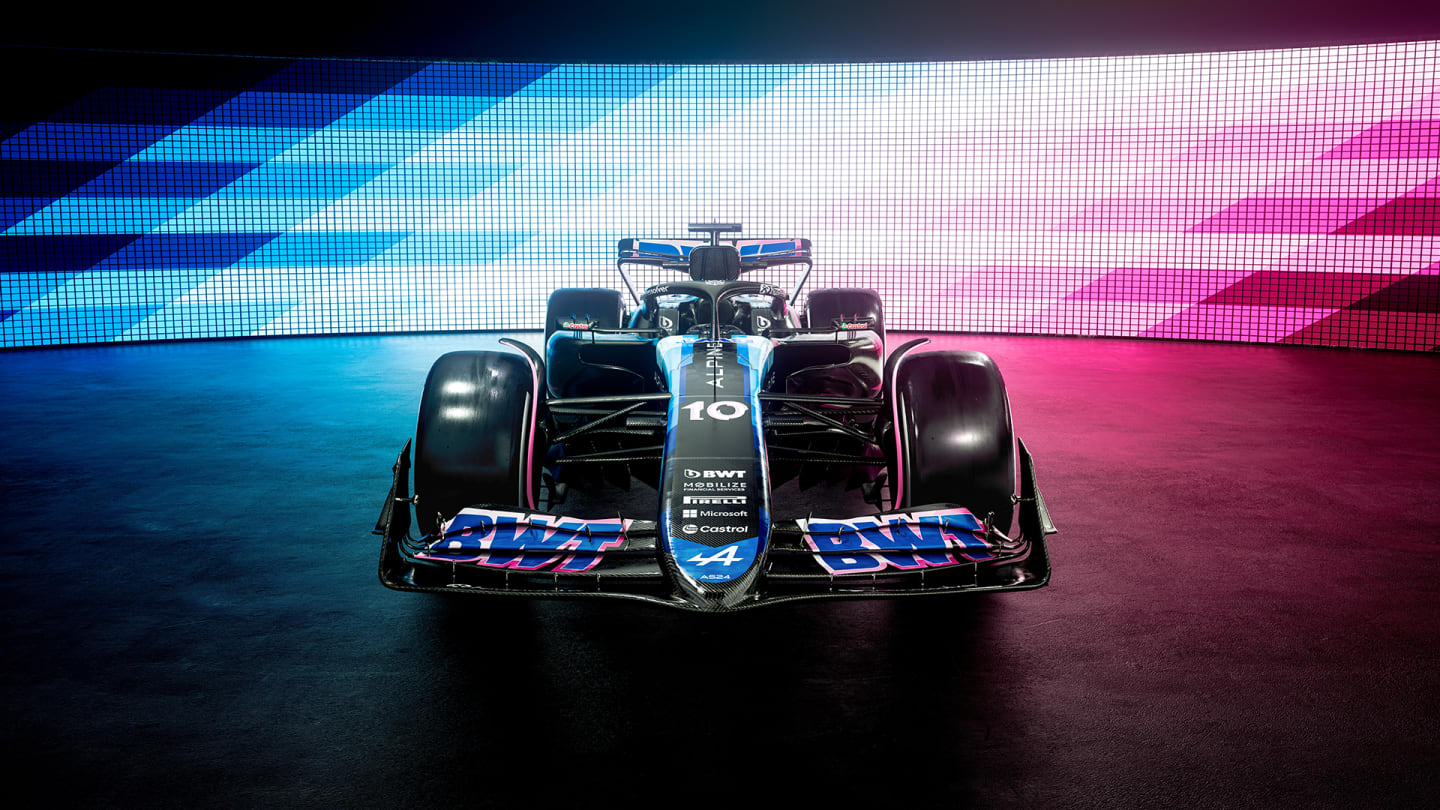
left=684, top=469, right=747, bottom=479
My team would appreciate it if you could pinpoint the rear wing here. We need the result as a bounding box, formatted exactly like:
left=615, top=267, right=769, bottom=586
left=617, top=238, right=812, bottom=264
left=615, top=237, right=814, bottom=302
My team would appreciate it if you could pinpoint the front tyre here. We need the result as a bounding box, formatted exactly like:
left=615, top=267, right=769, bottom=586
left=888, top=350, right=1015, bottom=534
left=414, top=351, right=542, bottom=535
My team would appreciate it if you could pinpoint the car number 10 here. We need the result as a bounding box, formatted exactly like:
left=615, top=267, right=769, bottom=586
left=681, top=401, right=748, bottom=421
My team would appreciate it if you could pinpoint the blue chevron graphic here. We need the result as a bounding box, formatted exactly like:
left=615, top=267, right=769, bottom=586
left=1, top=46, right=1438, bottom=352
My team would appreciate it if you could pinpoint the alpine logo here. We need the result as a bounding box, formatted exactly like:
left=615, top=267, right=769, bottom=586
left=684, top=468, right=747, bottom=479
left=688, top=545, right=745, bottom=567
left=703, top=341, right=726, bottom=390
left=670, top=535, right=760, bottom=584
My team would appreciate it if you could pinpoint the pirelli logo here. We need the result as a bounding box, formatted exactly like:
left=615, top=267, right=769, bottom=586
left=682, top=496, right=747, bottom=505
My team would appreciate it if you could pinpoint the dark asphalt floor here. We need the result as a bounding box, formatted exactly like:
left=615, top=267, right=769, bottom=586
left=2, top=333, right=1437, bottom=808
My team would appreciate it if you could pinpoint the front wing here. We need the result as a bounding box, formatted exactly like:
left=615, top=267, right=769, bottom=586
left=374, top=440, right=1057, bottom=612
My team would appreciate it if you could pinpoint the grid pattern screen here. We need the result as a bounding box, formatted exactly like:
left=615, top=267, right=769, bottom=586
left=3, top=42, right=1439, bottom=350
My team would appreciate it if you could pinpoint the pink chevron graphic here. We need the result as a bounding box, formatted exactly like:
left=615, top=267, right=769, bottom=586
left=1142, top=305, right=1340, bottom=343
left=1188, top=198, right=1391, bottom=233
left=1320, top=120, right=1440, bottom=160
left=3, top=42, right=1439, bottom=350
left=1064, top=268, right=1255, bottom=303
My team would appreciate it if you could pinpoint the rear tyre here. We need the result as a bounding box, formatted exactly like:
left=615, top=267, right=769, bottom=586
left=805, top=287, right=885, bottom=345
left=888, top=350, right=1015, bottom=534
left=414, top=351, right=542, bottom=535
left=544, top=288, right=625, bottom=344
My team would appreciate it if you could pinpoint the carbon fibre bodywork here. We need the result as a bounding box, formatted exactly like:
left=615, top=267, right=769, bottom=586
left=375, top=226, right=1057, bottom=612
left=375, top=439, right=1056, bottom=611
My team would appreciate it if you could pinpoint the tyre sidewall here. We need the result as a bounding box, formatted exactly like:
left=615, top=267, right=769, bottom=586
left=414, top=350, right=539, bottom=534
left=890, top=350, right=1016, bottom=533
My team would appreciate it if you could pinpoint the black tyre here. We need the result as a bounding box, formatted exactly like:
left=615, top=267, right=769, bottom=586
left=805, top=287, right=885, bottom=344
left=544, top=288, right=625, bottom=344
left=414, top=351, right=542, bottom=535
left=888, top=350, right=1015, bottom=533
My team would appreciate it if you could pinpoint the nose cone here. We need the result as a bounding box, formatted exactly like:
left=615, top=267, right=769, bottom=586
left=654, top=336, right=776, bottom=611
left=664, top=522, right=765, bottom=611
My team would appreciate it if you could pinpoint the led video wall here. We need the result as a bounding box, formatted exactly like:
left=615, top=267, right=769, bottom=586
left=2, top=42, right=1438, bottom=349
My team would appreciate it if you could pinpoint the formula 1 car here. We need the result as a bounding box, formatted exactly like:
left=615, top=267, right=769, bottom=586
left=374, top=223, right=1056, bottom=612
